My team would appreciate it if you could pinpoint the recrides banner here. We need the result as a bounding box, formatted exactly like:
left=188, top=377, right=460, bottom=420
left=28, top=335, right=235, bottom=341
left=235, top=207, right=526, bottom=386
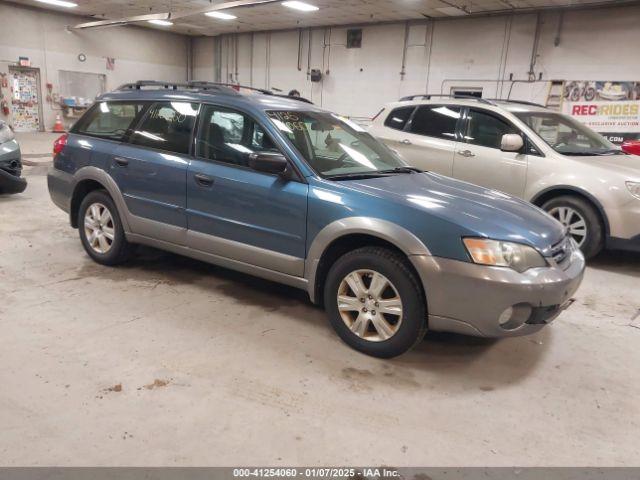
left=561, top=81, right=640, bottom=144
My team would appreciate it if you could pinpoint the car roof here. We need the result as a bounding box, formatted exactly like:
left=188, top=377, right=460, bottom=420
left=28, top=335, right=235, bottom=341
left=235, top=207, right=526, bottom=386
left=383, top=97, right=551, bottom=114
left=98, top=87, right=324, bottom=114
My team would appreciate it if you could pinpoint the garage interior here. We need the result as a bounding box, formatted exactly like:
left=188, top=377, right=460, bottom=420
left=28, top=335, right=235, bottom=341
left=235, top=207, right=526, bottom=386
left=1, top=0, right=640, bottom=468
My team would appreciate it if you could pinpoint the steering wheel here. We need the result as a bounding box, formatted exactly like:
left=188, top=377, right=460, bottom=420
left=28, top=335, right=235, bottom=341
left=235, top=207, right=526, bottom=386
left=335, top=151, right=352, bottom=167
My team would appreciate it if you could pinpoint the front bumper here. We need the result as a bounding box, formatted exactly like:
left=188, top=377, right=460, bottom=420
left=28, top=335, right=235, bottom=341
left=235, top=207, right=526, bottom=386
left=410, top=247, right=585, bottom=337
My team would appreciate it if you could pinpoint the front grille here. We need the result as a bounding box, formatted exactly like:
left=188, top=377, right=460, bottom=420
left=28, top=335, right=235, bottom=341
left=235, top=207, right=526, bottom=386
left=549, top=236, right=571, bottom=268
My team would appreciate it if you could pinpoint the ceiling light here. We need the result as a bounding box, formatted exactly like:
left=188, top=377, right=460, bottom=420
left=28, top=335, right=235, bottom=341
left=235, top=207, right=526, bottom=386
left=35, top=0, right=78, bottom=7
left=205, top=11, right=237, bottom=20
left=148, top=19, right=173, bottom=26
left=282, top=1, right=318, bottom=12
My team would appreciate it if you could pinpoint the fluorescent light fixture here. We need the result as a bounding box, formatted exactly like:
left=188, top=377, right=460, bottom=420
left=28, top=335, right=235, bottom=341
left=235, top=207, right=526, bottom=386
left=282, top=1, right=318, bottom=12
left=148, top=19, right=173, bottom=26
left=35, top=0, right=77, bottom=7
left=205, top=11, right=237, bottom=20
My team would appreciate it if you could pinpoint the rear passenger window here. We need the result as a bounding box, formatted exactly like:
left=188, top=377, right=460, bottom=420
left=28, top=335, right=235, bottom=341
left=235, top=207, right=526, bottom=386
left=465, top=109, right=518, bottom=149
left=75, top=102, right=144, bottom=141
left=130, top=102, right=198, bottom=155
left=409, top=105, right=461, bottom=140
left=384, top=106, right=414, bottom=131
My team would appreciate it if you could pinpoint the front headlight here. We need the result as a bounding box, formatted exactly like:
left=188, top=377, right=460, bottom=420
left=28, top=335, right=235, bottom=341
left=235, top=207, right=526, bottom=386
left=463, top=238, right=548, bottom=273
left=626, top=181, right=640, bottom=200
left=0, top=123, right=15, bottom=144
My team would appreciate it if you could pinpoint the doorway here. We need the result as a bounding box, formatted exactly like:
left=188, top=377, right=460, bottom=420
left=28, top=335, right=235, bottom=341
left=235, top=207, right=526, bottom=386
left=8, top=66, right=44, bottom=132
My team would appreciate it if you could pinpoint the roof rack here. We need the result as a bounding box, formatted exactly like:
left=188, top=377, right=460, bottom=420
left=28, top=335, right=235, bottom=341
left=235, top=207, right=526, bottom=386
left=399, top=93, right=495, bottom=105
left=114, top=80, right=313, bottom=104
left=486, top=98, right=546, bottom=108
left=115, top=80, right=240, bottom=94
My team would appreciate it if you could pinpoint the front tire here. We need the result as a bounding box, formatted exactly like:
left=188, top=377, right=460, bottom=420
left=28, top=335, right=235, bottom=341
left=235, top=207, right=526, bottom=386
left=324, top=247, right=427, bottom=358
left=542, top=195, right=604, bottom=259
left=78, top=190, right=133, bottom=265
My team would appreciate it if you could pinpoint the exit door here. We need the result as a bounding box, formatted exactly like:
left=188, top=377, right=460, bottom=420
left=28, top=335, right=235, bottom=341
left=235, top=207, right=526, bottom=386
left=9, top=67, right=44, bottom=132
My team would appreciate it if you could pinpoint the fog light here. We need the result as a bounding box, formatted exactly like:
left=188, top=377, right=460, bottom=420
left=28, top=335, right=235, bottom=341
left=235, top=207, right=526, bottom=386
left=498, top=307, right=514, bottom=326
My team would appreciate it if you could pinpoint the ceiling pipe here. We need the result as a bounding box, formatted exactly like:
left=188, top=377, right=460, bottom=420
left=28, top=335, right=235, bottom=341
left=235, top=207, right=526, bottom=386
left=297, top=28, right=303, bottom=71
left=528, top=12, right=542, bottom=81
left=399, top=21, right=409, bottom=81
left=554, top=10, right=565, bottom=47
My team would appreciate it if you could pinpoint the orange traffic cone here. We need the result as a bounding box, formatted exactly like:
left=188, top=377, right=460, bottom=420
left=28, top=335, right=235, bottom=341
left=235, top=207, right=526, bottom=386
left=52, top=114, right=65, bottom=133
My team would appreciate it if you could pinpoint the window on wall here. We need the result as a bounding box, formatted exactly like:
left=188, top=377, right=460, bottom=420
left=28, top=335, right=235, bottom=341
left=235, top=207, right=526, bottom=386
left=347, top=29, right=363, bottom=48
left=464, top=109, right=518, bottom=150
left=75, top=102, right=145, bottom=141
left=196, top=105, right=279, bottom=167
left=129, top=102, right=198, bottom=154
left=409, top=105, right=461, bottom=140
left=451, top=87, right=483, bottom=98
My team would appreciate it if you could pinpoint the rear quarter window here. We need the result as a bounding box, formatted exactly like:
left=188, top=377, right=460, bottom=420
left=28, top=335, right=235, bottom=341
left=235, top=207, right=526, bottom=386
left=75, top=102, right=145, bottom=141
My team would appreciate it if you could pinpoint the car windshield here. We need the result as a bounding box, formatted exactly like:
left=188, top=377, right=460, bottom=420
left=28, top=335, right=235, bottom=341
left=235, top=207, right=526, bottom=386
left=267, top=110, right=407, bottom=178
left=514, top=111, right=620, bottom=156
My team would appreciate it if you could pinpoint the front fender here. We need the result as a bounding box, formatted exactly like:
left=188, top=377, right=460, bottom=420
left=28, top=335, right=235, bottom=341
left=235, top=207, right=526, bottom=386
left=304, top=217, right=431, bottom=303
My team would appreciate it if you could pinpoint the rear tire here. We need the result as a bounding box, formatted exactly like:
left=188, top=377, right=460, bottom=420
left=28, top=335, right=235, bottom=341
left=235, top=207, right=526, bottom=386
left=324, top=247, right=427, bottom=358
left=78, top=190, right=134, bottom=266
left=542, top=195, right=604, bottom=259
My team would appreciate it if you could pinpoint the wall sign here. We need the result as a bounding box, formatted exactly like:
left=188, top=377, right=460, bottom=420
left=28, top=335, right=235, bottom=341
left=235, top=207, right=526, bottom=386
left=562, top=81, right=640, bottom=144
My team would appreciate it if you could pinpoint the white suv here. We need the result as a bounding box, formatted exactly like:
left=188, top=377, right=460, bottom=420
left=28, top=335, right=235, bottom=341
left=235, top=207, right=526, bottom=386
left=370, top=96, right=640, bottom=258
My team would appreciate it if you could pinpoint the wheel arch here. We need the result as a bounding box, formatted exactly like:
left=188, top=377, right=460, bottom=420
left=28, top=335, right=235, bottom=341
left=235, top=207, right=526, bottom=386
left=530, top=186, right=610, bottom=236
left=70, top=167, right=130, bottom=231
left=305, top=218, right=430, bottom=305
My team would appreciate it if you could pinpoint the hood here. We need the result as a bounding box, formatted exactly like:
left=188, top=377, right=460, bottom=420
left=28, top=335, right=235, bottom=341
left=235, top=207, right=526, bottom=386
left=341, top=172, right=565, bottom=255
left=566, top=153, right=640, bottom=180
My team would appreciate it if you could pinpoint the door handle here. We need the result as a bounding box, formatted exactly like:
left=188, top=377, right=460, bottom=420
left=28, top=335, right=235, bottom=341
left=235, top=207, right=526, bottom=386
left=400, top=139, right=412, bottom=145
left=194, top=173, right=214, bottom=187
left=113, top=156, right=129, bottom=167
left=457, top=149, right=475, bottom=157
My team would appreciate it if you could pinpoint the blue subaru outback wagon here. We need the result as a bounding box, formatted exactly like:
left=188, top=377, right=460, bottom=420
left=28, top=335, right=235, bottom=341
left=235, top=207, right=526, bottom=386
left=48, top=81, right=585, bottom=358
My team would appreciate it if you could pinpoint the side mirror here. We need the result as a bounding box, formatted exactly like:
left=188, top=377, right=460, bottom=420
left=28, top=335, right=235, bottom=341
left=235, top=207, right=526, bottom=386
left=501, top=133, right=524, bottom=152
left=248, top=152, right=289, bottom=175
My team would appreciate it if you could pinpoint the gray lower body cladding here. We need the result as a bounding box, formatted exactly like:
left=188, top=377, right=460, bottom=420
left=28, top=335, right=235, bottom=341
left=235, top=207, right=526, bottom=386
left=411, top=250, right=585, bottom=337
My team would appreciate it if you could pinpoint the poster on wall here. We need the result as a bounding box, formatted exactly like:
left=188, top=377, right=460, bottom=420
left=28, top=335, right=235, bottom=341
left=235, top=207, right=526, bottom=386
left=562, top=81, right=640, bottom=144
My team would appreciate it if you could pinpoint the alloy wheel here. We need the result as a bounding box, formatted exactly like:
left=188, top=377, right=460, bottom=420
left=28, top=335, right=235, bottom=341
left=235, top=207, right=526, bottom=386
left=549, top=205, right=588, bottom=247
left=337, top=269, right=403, bottom=342
left=84, top=202, right=115, bottom=254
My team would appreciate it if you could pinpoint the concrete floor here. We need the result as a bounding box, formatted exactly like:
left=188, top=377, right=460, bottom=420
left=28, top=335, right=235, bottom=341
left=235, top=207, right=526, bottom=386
left=1, top=136, right=640, bottom=466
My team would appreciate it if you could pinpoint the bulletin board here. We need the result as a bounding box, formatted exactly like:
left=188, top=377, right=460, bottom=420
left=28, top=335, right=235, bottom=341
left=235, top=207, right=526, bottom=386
left=9, top=66, right=42, bottom=132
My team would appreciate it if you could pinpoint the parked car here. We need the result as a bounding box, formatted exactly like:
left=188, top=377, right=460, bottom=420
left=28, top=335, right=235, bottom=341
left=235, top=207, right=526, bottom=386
left=621, top=139, right=640, bottom=156
left=48, top=82, right=585, bottom=358
left=370, top=96, right=640, bottom=258
left=0, top=120, right=27, bottom=194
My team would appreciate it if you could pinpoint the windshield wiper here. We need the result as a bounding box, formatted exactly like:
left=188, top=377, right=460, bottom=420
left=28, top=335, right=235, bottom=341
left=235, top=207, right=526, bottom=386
left=325, top=172, right=391, bottom=181
left=560, top=149, right=624, bottom=156
left=378, top=166, right=423, bottom=174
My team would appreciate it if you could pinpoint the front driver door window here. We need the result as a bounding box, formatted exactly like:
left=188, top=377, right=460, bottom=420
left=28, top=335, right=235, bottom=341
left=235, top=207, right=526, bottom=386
left=452, top=108, right=527, bottom=197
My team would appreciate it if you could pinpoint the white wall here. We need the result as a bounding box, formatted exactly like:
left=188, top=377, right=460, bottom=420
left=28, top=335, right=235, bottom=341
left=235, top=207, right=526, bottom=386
left=192, top=3, right=640, bottom=119
left=0, top=2, right=189, bottom=130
